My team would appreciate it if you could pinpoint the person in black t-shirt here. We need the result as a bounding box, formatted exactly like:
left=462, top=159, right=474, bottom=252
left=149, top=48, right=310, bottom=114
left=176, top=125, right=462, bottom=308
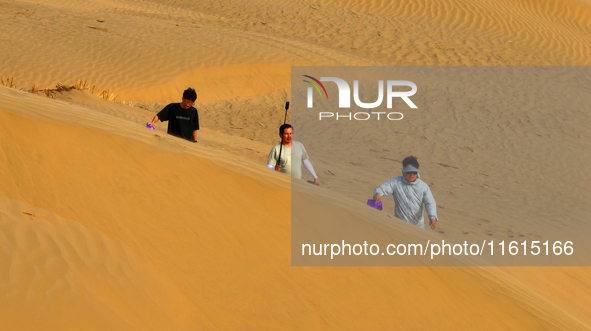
left=147, top=87, right=200, bottom=142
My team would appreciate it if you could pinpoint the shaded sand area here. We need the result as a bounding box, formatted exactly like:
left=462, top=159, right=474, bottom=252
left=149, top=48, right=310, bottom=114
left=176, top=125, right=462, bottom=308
left=1, top=0, right=591, bottom=329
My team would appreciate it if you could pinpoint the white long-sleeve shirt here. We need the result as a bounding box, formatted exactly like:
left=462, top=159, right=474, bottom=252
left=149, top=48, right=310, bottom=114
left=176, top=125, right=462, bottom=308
left=267, top=141, right=317, bottom=180
left=374, top=176, right=438, bottom=229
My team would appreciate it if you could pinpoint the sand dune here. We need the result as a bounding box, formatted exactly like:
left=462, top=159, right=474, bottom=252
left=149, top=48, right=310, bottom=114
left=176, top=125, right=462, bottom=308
left=1, top=87, right=590, bottom=329
left=2, top=0, right=590, bottom=103
left=2, top=0, right=591, bottom=329
left=0, top=197, right=211, bottom=331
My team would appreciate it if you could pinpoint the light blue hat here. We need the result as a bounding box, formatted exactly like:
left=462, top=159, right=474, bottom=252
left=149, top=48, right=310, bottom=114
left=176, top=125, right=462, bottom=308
left=402, top=165, right=420, bottom=173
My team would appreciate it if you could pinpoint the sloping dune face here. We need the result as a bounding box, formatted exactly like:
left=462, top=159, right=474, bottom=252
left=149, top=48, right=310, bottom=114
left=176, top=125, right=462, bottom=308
left=1, top=87, right=590, bottom=330
left=1, top=0, right=591, bottom=329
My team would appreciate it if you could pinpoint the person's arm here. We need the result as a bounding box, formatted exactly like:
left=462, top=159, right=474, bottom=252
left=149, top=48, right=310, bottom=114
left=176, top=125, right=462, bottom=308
left=423, top=186, right=438, bottom=229
left=302, top=159, right=319, bottom=185
left=192, top=109, right=199, bottom=142
left=148, top=105, right=171, bottom=126
left=373, top=179, right=395, bottom=203
left=299, top=144, right=318, bottom=184
left=147, top=115, right=159, bottom=126
left=267, top=146, right=278, bottom=170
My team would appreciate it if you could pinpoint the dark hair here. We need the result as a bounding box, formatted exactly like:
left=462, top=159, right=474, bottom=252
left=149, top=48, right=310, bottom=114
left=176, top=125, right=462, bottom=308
left=183, top=87, right=197, bottom=102
left=402, top=156, right=419, bottom=169
left=279, top=124, right=292, bottom=135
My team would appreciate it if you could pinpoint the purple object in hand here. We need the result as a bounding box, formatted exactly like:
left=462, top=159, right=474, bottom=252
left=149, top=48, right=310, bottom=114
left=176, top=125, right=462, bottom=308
left=366, top=199, right=383, bottom=211
left=146, top=123, right=155, bottom=130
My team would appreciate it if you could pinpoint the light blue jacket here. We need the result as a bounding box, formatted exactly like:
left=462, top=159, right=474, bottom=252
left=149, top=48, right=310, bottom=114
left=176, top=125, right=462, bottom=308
left=374, top=175, right=438, bottom=229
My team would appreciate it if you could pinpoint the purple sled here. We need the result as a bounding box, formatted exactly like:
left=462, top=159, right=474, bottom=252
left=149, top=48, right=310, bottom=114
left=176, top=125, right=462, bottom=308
left=366, top=199, right=383, bottom=211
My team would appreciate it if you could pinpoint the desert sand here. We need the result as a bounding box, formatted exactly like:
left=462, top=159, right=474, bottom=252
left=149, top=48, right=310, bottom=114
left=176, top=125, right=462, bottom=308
left=1, top=0, right=591, bottom=329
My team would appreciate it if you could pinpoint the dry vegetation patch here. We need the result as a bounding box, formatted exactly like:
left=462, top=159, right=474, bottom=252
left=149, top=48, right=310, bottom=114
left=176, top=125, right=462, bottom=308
left=1, top=77, right=118, bottom=101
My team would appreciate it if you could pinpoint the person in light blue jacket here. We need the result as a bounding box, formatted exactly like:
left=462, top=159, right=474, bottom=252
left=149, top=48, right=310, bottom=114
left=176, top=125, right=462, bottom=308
left=373, top=156, right=438, bottom=230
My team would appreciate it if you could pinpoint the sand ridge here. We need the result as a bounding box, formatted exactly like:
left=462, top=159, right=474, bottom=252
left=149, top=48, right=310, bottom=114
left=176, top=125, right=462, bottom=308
left=1, top=80, right=590, bottom=329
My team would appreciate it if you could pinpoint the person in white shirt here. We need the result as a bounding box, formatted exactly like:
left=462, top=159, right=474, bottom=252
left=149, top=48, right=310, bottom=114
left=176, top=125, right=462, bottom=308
left=267, top=124, right=320, bottom=185
left=373, top=156, right=438, bottom=229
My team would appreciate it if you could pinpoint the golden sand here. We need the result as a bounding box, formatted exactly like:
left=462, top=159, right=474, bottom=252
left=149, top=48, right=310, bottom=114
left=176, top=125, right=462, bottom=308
left=1, top=0, right=590, bottom=329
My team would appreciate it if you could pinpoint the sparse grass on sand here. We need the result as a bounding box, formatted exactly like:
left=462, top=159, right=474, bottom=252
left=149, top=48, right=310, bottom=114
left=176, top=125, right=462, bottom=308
left=1, top=77, right=118, bottom=101
left=1, top=77, right=16, bottom=89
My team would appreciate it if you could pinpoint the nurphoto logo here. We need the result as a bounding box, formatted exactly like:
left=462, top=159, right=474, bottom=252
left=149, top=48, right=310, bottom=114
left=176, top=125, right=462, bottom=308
left=303, top=75, right=417, bottom=121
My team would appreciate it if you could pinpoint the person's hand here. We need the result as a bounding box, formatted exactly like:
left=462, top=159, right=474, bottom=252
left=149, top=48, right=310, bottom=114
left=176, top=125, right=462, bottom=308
left=429, top=219, right=437, bottom=230
left=275, top=165, right=281, bottom=171
left=373, top=194, right=382, bottom=203
left=313, top=178, right=320, bottom=186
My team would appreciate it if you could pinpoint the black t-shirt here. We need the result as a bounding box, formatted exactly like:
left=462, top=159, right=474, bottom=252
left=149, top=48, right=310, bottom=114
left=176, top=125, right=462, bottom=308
left=156, top=103, right=199, bottom=141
